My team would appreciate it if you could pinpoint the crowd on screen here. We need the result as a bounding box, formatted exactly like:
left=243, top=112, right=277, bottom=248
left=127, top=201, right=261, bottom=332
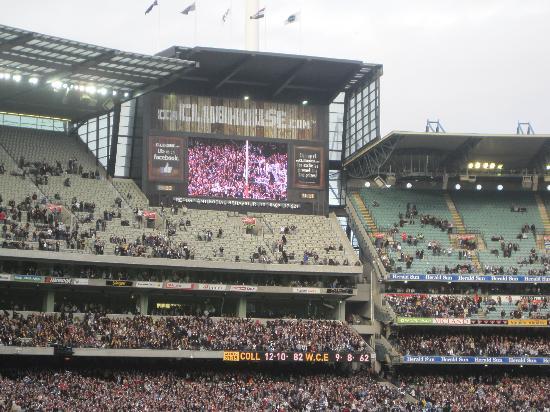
left=399, top=375, right=550, bottom=411
left=385, top=293, right=550, bottom=320
left=0, top=313, right=368, bottom=353
left=187, top=140, right=287, bottom=201
left=0, top=369, right=413, bottom=411
left=393, top=331, right=549, bottom=357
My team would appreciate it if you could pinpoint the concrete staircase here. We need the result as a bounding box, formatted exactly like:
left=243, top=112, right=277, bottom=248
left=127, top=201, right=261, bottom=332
left=534, top=193, right=550, bottom=233
left=352, top=192, right=378, bottom=232
left=444, top=193, right=466, bottom=234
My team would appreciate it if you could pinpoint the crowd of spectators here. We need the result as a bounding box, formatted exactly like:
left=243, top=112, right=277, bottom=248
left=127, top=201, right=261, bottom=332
left=399, top=375, right=549, bottom=411
left=0, top=313, right=368, bottom=353
left=187, top=139, right=287, bottom=201
left=385, top=293, right=550, bottom=320
left=392, top=331, right=549, bottom=357
left=0, top=369, right=413, bottom=411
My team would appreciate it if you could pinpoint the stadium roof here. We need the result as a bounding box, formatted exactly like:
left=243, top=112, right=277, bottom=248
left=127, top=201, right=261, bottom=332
left=344, top=131, right=550, bottom=177
left=0, top=24, right=197, bottom=121
left=156, top=46, right=382, bottom=105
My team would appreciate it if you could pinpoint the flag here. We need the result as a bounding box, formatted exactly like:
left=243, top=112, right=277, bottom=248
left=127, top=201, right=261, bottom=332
left=222, top=8, right=230, bottom=23
left=181, top=2, right=196, bottom=14
left=144, top=0, right=158, bottom=15
left=250, top=7, right=265, bottom=20
left=285, top=12, right=299, bottom=24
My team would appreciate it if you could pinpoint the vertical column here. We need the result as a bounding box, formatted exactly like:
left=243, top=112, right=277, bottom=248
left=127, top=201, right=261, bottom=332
left=334, top=300, right=346, bottom=321
left=245, top=0, right=259, bottom=51
left=42, top=291, right=55, bottom=312
left=137, top=294, right=149, bottom=315
left=237, top=297, right=247, bottom=318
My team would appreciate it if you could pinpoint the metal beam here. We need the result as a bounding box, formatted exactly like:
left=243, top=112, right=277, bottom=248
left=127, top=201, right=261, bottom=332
left=271, top=60, right=309, bottom=98
left=44, top=50, right=119, bottom=82
left=0, top=51, right=68, bottom=71
left=212, top=55, right=253, bottom=91
left=0, top=33, right=35, bottom=52
left=346, top=137, right=401, bottom=178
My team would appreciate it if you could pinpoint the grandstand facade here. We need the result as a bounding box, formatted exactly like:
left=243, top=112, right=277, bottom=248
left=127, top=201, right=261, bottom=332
left=0, top=23, right=548, bottom=410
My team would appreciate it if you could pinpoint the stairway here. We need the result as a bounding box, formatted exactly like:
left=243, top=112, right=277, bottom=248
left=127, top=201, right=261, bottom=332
left=534, top=194, right=550, bottom=233
left=444, top=193, right=466, bottom=234
left=352, top=192, right=378, bottom=232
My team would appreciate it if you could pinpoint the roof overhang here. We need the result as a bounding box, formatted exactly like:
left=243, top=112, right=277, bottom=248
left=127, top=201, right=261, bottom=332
left=344, top=131, right=550, bottom=177
left=0, top=24, right=197, bottom=121
left=155, top=46, right=382, bottom=105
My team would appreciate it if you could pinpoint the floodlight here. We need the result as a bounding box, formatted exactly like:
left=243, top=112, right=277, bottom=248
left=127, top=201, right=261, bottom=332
left=364, top=181, right=371, bottom=188
left=497, top=184, right=503, bottom=191
left=455, top=183, right=461, bottom=190
left=476, top=184, right=482, bottom=190
left=12, top=74, right=21, bottom=82
left=406, top=183, right=412, bottom=189
left=28, top=77, right=39, bottom=85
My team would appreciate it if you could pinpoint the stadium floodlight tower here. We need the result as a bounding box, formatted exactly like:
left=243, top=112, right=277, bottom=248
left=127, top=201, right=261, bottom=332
left=517, top=122, right=535, bottom=135
left=425, top=119, right=445, bottom=133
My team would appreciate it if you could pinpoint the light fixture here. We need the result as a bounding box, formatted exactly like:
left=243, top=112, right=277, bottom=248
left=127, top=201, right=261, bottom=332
left=385, top=184, right=392, bottom=188
left=497, top=164, right=503, bottom=170
left=85, top=85, right=97, bottom=94
left=474, top=162, right=481, bottom=169
left=406, top=182, right=412, bottom=189
left=243, top=95, right=249, bottom=101
left=112, top=90, right=118, bottom=96
left=482, top=162, right=489, bottom=169
left=124, top=92, right=129, bottom=98
left=302, top=100, right=308, bottom=105
left=1, top=73, right=10, bottom=80
left=364, top=181, right=371, bottom=188
left=546, top=165, right=550, bottom=171
left=455, top=183, right=461, bottom=190
left=28, top=77, right=39, bottom=85
left=476, top=184, right=482, bottom=191
left=497, top=184, right=503, bottom=191
left=467, top=162, right=474, bottom=169
left=51, top=80, right=62, bottom=89
left=12, top=74, right=22, bottom=82
left=546, top=185, right=550, bottom=191
left=98, top=88, right=108, bottom=96
left=489, top=162, right=496, bottom=169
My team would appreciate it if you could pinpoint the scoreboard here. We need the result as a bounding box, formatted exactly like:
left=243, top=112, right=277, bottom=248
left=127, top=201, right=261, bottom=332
left=223, top=351, right=371, bottom=363
left=142, top=92, right=329, bottom=213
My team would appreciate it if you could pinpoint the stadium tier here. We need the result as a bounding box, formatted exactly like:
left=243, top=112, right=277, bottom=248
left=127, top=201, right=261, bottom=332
left=353, top=187, right=550, bottom=277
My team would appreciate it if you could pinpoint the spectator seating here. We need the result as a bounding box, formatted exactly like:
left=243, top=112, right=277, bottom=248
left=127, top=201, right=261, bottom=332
left=356, top=189, right=466, bottom=273
left=112, top=178, right=149, bottom=209
left=452, top=191, right=546, bottom=273
left=384, top=293, right=550, bottom=320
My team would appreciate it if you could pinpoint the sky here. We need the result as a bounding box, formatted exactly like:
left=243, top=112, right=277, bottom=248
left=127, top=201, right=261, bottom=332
left=1, top=0, right=549, bottom=136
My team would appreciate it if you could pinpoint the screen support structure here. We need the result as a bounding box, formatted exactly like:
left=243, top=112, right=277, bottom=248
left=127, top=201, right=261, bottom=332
left=107, top=102, right=121, bottom=177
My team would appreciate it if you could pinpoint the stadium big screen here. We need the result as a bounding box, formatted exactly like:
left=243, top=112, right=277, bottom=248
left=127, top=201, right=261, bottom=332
left=143, top=93, right=329, bottom=212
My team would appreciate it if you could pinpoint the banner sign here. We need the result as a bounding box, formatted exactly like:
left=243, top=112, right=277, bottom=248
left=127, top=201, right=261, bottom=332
left=292, top=287, right=321, bottom=294
left=44, top=277, right=71, bottom=284
left=397, top=317, right=549, bottom=327
left=173, top=196, right=301, bottom=210
left=46, top=204, right=63, bottom=213
left=508, top=319, right=548, bottom=326
left=106, top=280, right=133, bottom=287
left=135, top=281, right=163, bottom=289
left=402, top=355, right=550, bottom=365
left=197, top=284, right=226, bottom=291
left=13, top=274, right=43, bottom=283
left=294, top=146, right=324, bottom=188
left=388, top=273, right=550, bottom=283
left=229, top=285, right=258, bottom=293
left=223, top=351, right=370, bottom=363
left=164, top=282, right=194, bottom=290
left=241, top=217, right=256, bottom=225
left=0, top=274, right=11, bottom=281
left=148, top=136, right=184, bottom=182
left=151, top=94, right=320, bottom=141
left=72, top=279, right=89, bottom=285
left=326, top=288, right=355, bottom=295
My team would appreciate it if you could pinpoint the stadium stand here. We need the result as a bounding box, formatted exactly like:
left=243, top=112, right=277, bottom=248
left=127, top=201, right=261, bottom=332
left=452, top=191, right=547, bottom=275
left=384, top=293, right=550, bottom=320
